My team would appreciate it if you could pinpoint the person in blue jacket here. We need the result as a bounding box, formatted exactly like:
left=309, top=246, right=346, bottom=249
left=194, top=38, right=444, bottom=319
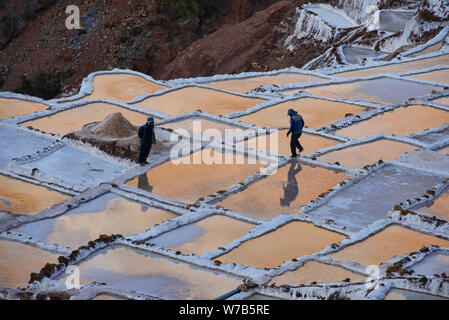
left=286, top=109, right=304, bottom=158
left=138, top=117, right=156, bottom=165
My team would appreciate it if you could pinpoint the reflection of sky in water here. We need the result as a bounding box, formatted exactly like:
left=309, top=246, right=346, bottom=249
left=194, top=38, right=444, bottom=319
left=336, top=105, right=449, bottom=139
left=219, top=221, right=346, bottom=269
left=208, top=73, right=325, bottom=93
left=411, top=252, right=449, bottom=277
left=237, top=97, right=364, bottom=129
left=318, top=139, right=416, bottom=169
left=148, top=215, right=254, bottom=256
left=218, top=163, right=346, bottom=220
left=127, top=150, right=266, bottom=203
left=21, top=102, right=149, bottom=136
left=58, top=246, right=241, bottom=300
left=0, top=174, right=69, bottom=215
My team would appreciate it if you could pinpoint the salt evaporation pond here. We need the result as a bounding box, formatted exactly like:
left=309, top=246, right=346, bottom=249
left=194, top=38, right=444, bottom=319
left=57, top=246, right=242, bottom=300
left=317, top=139, right=417, bottom=169
left=79, top=74, right=166, bottom=102
left=218, top=162, right=347, bottom=220
left=135, top=87, right=265, bottom=117
left=0, top=240, right=59, bottom=289
left=405, top=68, right=449, bottom=84
left=269, top=260, right=365, bottom=286
left=19, top=146, right=124, bottom=189
left=236, top=97, right=365, bottom=129
left=11, top=193, right=176, bottom=248
left=409, top=251, right=449, bottom=276
left=207, top=73, right=327, bottom=94
left=306, top=165, right=443, bottom=231
left=329, top=226, right=449, bottom=266
left=0, top=98, right=48, bottom=120
left=305, top=78, right=442, bottom=104
left=238, top=129, right=342, bottom=156
left=22, top=102, right=150, bottom=136
left=0, top=126, right=53, bottom=167
left=127, top=150, right=267, bottom=204
left=334, top=54, right=449, bottom=78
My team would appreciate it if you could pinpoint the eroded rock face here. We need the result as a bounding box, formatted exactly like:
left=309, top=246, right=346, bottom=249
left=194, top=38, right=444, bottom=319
left=64, top=113, right=173, bottom=162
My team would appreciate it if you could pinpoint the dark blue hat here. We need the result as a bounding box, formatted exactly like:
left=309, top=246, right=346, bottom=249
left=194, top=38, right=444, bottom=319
left=147, top=116, right=154, bottom=123
left=287, top=109, right=297, bottom=116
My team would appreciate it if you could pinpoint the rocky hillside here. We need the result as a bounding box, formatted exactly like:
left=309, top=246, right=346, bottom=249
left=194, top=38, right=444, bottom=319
left=1, top=0, right=447, bottom=99
left=0, top=0, right=283, bottom=98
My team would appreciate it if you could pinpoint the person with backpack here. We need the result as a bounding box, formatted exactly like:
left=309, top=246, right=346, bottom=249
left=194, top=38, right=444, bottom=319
left=286, top=108, right=304, bottom=158
left=138, top=116, right=156, bottom=165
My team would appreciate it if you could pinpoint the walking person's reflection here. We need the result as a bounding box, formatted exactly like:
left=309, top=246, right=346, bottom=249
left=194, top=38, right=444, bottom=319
left=280, top=161, right=302, bottom=207
left=137, top=174, right=153, bottom=212
left=138, top=174, right=153, bottom=193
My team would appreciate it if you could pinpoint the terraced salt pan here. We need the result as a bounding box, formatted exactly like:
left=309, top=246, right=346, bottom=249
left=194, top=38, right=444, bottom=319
left=218, top=221, right=346, bottom=269
left=58, top=246, right=242, bottom=300
left=218, top=162, right=347, bottom=220
left=303, top=5, right=357, bottom=28
left=410, top=251, right=449, bottom=276
left=394, top=150, right=449, bottom=174
left=405, top=68, right=449, bottom=84
left=329, top=226, right=449, bottom=266
left=378, top=10, right=415, bottom=33
left=236, top=97, right=365, bottom=129
left=334, top=54, right=449, bottom=78
left=11, top=193, right=176, bottom=248
left=411, top=126, right=449, bottom=144
left=336, top=105, right=449, bottom=139
left=342, top=46, right=386, bottom=65
left=149, top=215, right=255, bottom=256
left=135, top=87, right=265, bottom=117
left=307, top=165, right=443, bottom=231
left=246, top=294, right=283, bottom=300
left=160, top=118, right=242, bottom=136
left=317, top=139, right=417, bottom=169
left=126, top=150, right=266, bottom=204
left=269, top=261, right=365, bottom=286
left=19, top=146, right=124, bottom=189
left=92, top=295, right=126, bottom=300
left=80, top=74, right=166, bottom=102
left=305, top=78, right=442, bottom=104
left=238, top=129, right=341, bottom=156
left=0, top=98, right=48, bottom=120
left=207, top=73, right=327, bottom=94
left=0, top=126, right=52, bottom=167
left=438, top=146, right=449, bottom=155
left=0, top=174, right=69, bottom=215
left=21, top=102, right=149, bottom=136
left=384, top=289, right=448, bottom=300
left=0, top=240, right=59, bottom=288
left=406, top=41, right=445, bottom=58
left=415, top=190, right=449, bottom=222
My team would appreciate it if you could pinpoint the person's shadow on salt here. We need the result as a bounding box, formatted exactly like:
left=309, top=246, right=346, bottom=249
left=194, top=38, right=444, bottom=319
left=280, top=162, right=302, bottom=207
